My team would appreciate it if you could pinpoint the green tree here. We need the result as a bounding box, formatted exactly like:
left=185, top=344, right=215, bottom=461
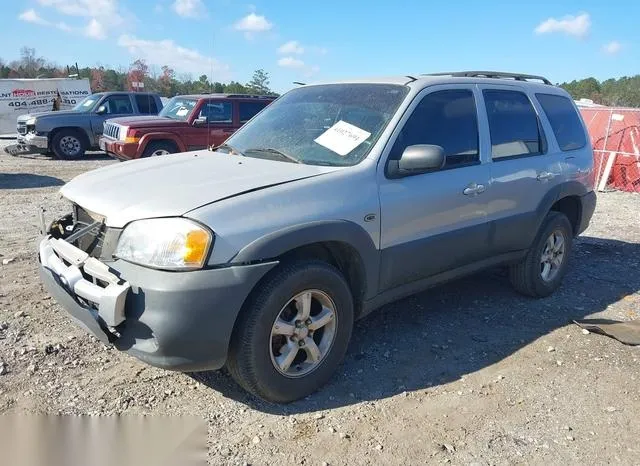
left=224, top=81, right=249, bottom=94
left=245, top=69, right=272, bottom=95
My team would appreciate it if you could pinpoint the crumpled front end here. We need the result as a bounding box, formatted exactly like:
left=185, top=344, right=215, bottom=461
left=37, top=204, right=277, bottom=371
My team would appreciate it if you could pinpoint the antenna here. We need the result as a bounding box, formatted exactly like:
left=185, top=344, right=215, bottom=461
left=207, top=25, right=215, bottom=151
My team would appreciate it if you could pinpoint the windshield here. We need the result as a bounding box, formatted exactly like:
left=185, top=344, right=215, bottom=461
left=223, top=84, right=409, bottom=166
left=72, top=95, right=101, bottom=111
left=158, top=97, right=198, bottom=121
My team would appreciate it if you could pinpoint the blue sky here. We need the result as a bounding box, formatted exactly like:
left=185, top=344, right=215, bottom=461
left=2, top=0, right=639, bottom=93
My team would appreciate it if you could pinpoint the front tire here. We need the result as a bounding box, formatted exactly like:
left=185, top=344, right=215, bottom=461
left=227, top=260, right=354, bottom=403
left=141, top=141, right=178, bottom=157
left=509, top=211, right=573, bottom=298
left=51, top=130, right=86, bottom=160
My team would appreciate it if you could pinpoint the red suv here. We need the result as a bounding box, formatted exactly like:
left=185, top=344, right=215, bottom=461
left=99, top=94, right=275, bottom=160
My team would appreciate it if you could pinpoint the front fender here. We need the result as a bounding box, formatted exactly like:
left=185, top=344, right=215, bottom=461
left=138, top=133, right=187, bottom=155
left=232, top=220, right=380, bottom=300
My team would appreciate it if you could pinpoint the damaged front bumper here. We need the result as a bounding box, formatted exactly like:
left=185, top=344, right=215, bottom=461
left=17, top=132, right=48, bottom=150
left=38, top=223, right=278, bottom=371
left=39, top=236, right=129, bottom=329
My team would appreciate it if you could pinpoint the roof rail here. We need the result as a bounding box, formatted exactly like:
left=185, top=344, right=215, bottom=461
left=225, top=94, right=274, bottom=99
left=423, top=71, right=552, bottom=85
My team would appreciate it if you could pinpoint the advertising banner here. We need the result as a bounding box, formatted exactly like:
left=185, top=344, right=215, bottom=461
left=0, top=78, right=91, bottom=135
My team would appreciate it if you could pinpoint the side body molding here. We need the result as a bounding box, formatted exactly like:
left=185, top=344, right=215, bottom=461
left=232, top=220, right=380, bottom=300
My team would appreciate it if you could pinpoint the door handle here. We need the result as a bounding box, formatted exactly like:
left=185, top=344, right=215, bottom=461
left=537, top=171, right=556, bottom=181
left=463, top=183, right=486, bottom=196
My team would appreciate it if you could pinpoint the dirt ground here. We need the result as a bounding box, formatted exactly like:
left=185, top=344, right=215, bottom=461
left=1, top=141, right=639, bottom=466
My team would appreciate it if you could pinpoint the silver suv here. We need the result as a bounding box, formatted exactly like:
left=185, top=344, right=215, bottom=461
left=37, top=71, right=596, bottom=402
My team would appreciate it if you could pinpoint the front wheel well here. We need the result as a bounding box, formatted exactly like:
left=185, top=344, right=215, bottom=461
left=276, top=242, right=367, bottom=317
left=550, top=196, right=580, bottom=236
left=49, top=127, right=90, bottom=149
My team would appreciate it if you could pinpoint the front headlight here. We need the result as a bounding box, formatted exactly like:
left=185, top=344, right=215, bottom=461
left=119, top=126, right=129, bottom=141
left=114, top=218, right=213, bottom=270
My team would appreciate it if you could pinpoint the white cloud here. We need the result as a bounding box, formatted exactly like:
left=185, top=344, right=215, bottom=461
left=18, top=8, right=49, bottom=25
left=534, top=12, right=591, bottom=39
left=278, top=40, right=304, bottom=55
left=117, top=34, right=231, bottom=80
left=37, top=0, right=122, bottom=21
left=234, top=13, right=272, bottom=32
left=84, top=18, right=106, bottom=39
left=35, top=0, right=126, bottom=35
left=602, top=40, right=622, bottom=55
left=172, top=0, right=205, bottom=18
left=278, top=56, right=305, bottom=69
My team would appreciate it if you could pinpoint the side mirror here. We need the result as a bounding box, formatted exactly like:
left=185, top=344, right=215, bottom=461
left=96, top=105, right=107, bottom=115
left=388, top=144, right=445, bottom=178
left=193, top=116, right=207, bottom=126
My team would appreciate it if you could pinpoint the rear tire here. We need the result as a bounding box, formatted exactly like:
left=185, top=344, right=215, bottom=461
left=509, top=211, right=573, bottom=298
left=227, top=260, right=354, bottom=403
left=141, top=141, right=178, bottom=157
left=51, top=130, right=86, bottom=160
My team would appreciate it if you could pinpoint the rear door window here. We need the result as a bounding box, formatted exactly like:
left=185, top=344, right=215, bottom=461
left=135, top=94, right=159, bottom=114
left=239, top=101, right=269, bottom=123
left=536, top=93, right=587, bottom=151
left=483, top=90, right=544, bottom=160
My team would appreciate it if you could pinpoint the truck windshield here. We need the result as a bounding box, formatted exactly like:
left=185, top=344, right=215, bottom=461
left=222, top=84, right=409, bottom=166
left=159, top=98, right=197, bottom=121
left=72, top=95, right=101, bottom=111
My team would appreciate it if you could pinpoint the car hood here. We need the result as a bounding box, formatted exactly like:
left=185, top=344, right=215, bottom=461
left=60, top=150, right=343, bottom=228
left=107, top=115, right=187, bottom=128
left=18, top=110, right=80, bottom=122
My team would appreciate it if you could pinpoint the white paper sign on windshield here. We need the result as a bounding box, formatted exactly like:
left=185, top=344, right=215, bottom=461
left=176, top=107, right=189, bottom=117
left=314, top=120, right=371, bottom=156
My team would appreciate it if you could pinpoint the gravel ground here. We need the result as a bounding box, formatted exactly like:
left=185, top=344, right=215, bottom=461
left=1, top=141, right=639, bottom=465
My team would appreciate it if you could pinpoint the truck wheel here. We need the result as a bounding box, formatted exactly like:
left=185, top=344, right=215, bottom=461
left=51, top=130, right=86, bottom=160
left=509, top=211, right=573, bottom=298
left=142, top=141, right=178, bottom=157
left=227, top=260, right=354, bottom=403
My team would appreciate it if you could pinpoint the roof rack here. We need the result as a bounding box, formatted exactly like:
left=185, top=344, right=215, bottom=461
left=423, top=71, right=552, bottom=85
left=224, top=94, right=274, bottom=99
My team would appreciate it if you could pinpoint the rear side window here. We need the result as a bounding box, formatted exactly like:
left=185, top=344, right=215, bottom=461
left=135, top=95, right=158, bottom=114
left=484, top=90, right=543, bottom=160
left=536, top=93, right=587, bottom=151
left=389, top=89, right=479, bottom=168
left=239, top=101, right=268, bottom=123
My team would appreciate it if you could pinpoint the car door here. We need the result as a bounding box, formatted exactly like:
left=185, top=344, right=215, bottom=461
left=377, top=85, right=492, bottom=291
left=90, top=94, right=135, bottom=144
left=188, top=99, right=235, bottom=150
left=477, top=85, right=565, bottom=256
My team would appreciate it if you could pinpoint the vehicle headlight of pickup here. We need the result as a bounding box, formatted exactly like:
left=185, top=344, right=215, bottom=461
left=114, top=218, right=214, bottom=270
left=118, top=126, right=129, bottom=141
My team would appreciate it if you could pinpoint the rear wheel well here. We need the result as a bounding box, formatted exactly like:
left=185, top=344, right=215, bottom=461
left=277, top=242, right=366, bottom=317
left=550, top=196, right=580, bottom=235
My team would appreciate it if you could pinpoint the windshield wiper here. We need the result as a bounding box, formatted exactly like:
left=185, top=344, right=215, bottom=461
left=212, top=142, right=245, bottom=156
left=244, top=147, right=301, bottom=164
